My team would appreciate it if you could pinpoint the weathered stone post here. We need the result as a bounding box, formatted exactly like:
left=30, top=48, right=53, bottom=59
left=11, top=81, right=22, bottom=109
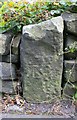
left=20, top=16, right=64, bottom=103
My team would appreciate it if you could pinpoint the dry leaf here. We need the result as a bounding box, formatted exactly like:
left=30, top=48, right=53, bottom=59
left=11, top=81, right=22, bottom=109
left=26, top=110, right=32, bottom=114
left=15, top=95, right=21, bottom=105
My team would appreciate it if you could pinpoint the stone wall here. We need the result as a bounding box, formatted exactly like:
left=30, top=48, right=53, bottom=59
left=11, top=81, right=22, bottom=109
left=0, top=30, right=22, bottom=95
left=0, top=12, right=77, bottom=103
left=62, top=12, right=77, bottom=99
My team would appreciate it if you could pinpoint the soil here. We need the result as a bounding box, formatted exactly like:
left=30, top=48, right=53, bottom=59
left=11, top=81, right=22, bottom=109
left=1, top=98, right=76, bottom=118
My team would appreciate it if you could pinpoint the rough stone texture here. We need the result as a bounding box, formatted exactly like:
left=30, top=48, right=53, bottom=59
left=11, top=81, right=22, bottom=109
left=64, top=60, right=77, bottom=83
left=0, top=78, right=2, bottom=95
left=62, top=12, right=77, bottom=99
left=64, top=34, right=77, bottom=60
left=63, top=83, right=76, bottom=98
left=0, top=33, right=13, bottom=55
left=0, top=79, right=17, bottom=94
left=0, top=54, right=18, bottom=63
left=0, top=62, right=16, bottom=80
left=20, top=16, right=63, bottom=103
left=62, top=12, right=77, bottom=35
left=6, top=105, right=24, bottom=112
left=12, top=34, right=21, bottom=55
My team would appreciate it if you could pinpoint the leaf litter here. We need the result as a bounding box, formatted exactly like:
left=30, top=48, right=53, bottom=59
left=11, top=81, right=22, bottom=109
left=0, top=94, right=76, bottom=117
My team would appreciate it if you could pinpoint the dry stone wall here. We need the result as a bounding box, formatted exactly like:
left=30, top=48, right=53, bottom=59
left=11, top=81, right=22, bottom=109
left=62, top=12, right=77, bottom=98
left=0, top=12, right=77, bottom=103
left=0, top=30, right=21, bottom=95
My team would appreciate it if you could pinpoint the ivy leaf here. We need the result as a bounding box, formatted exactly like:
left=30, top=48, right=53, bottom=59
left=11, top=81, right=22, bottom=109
left=0, top=27, right=6, bottom=33
left=41, top=5, right=48, bottom=10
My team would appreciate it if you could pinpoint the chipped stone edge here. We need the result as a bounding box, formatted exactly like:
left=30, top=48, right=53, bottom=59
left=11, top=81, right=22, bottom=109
left=23, top=16, right=64, bottom=36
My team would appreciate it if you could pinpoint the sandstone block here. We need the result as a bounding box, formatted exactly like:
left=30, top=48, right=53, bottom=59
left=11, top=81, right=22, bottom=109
left=20, top=16, right=63, bottom=103
left=0, top=54, right=18, bottom=63
left=0, top=79, right=17, bottom=94
left=12, top=34, right=21, bottom=55
left=0, top=33, right=13, bottom=55
left=64, top=34, right=77, bottom=60
left=63, top=83, right=76, bottom=98
left=0, top=62, right=16, bottom=80
left=62, top=12, right=77, bottom=35
left=64, top=60, right=77, bottom=83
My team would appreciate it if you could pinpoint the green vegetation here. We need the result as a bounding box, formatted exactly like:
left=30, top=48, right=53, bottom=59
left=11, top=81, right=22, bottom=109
left=0, top=0, right=73, bottom=33
left=65, top=41, right=77, bottom=53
